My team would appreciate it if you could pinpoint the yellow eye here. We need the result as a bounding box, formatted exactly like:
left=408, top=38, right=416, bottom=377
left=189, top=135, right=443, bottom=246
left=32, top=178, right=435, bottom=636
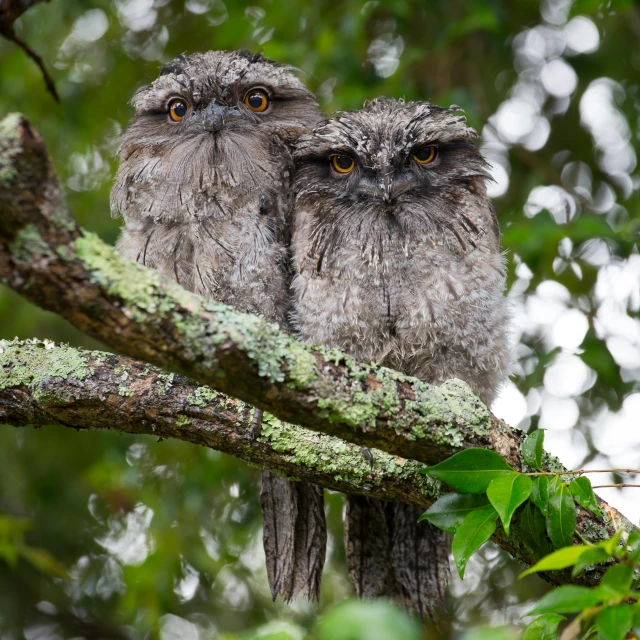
left=331, top=155, right=355, bottom=174
left=244, top=89, right=269, bottom=112
left=413, top=145, right=437, bottom=165
left=168, top=98, right=190, bottom=122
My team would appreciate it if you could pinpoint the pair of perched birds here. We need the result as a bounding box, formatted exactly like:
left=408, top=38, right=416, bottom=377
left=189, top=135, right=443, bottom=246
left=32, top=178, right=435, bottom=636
left=110, top=49, right=512, bottom=619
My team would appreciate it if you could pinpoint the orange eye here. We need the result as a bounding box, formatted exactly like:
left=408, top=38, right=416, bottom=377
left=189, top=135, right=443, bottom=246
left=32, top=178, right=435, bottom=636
left=244, top=89, right=269, bottom=112
left=413, top=145, right=437, bottom=165
left=168, top=98, right=190, bottom=122
left=331, top=155, right=355, bottom=174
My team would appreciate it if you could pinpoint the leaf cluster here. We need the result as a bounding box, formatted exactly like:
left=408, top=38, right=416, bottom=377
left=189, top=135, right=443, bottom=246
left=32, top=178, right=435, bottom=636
left=420, top=431, right=640, bottom=639
left=421, top=430, right=600, bottom=579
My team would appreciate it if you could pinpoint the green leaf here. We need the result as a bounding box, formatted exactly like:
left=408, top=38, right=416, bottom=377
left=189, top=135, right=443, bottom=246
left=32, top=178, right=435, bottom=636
left=546, top=484, right=576, bottom=549
left=569, top=477, right=601, bottom=517
left=419, top=493, right=491, bottom=534
left=316, top=600, right=421, bottom=640
left=571, top=546, right=612, bottom=577
left=461, top=627, right=519, bottom=640
left=530, top=477, right=550, bottom=516
left=627, top=529, right=640, bottom=549
left=0, top=540, right=19, bottom=566
left=420, top=448, right=513, bottom=494
left=522, top=429, right=545, bottom=471
left=519, top=544, right=592, bottom=578
left=596, top=605, right=633, bottom=640
left=487, top=472, right=532, bottom=535
left=601, top=530, right=624, bottom=556
left=627, top=530, right=640, bottom=562
left=522, top=614, right=565, bottom=640
left=526, top=585, right=603, bottom=615
left=520, top=502, right=552, bottom=557
left=451, top=505, right=498, bottom=579
left=600, top=563, right=634, bottom=597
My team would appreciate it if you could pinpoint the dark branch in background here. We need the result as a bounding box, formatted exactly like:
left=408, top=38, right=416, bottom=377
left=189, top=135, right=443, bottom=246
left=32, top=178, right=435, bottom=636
left=0, top=113, right=637, bottom=588
left=0, top=0, right=59, bottom=102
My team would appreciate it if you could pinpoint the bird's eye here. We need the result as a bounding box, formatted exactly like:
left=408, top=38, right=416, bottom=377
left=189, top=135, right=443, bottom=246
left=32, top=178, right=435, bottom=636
left=168, top=99, right=190, bottom=122
left=331, top=155, right=355, bottom=174
left=413, top=145, right=437, bottom=165
left=244, top=89, right=269, bottom=112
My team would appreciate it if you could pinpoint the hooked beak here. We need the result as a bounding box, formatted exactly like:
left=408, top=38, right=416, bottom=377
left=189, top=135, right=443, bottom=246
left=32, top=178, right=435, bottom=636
left=202, top=102, right=244, bottom=133
left=377, top=172, right=416, bottom=203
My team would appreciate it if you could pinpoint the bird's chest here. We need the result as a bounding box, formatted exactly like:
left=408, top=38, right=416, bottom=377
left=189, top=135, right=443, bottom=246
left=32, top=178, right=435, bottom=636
left=296, top=242, right=490, bottom=363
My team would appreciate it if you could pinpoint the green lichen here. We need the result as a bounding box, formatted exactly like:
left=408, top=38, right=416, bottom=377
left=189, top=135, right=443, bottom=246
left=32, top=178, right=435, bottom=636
left=176, top=415, right=191, bottom=427
left=284, top=341, right=318, bottom=389
left=55, top=245, right=74, bottom=261
left=118, top=385, right=134, bottom=397
left=186, top=386, right=219, bottom=407
left=49, top=204, right=77, bottom=232
left=0, top=340, right=88, bottom=400
left=9, top=224, right=54, bottom=264
left=156, top=373, right=175, bottom=395
left=0, top=113, right=22, bottom=185
left=74, top=231, right=199, bottom=321
left=258, top=412, right=441, bottom=497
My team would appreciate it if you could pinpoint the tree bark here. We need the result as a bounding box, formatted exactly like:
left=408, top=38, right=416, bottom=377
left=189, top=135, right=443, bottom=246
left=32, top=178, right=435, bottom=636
left=0, top=113, right=636, bottom=588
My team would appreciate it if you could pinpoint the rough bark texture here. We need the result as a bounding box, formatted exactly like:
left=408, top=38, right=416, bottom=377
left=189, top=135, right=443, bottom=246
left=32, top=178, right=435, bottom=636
left=344, top=496, right=450, bottom=620
left=0, top=114, right=638, bottom=589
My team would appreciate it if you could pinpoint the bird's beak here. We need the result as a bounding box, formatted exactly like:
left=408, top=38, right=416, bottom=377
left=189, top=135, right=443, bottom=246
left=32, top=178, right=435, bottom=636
left=202, top=102, right=243, bottom=133
left=378, top=171, right=415, bottom=203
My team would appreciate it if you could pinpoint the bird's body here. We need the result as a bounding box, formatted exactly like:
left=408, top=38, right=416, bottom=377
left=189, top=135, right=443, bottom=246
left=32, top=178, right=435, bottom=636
left=292, top=98, right=512, bottom=616
left=111, top=51, right=319, bottom=325
left=111, top=50, right=325, bottom=602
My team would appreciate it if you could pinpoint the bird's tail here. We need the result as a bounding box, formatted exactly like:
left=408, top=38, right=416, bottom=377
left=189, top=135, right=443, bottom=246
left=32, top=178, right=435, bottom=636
left=344, top=495, right=451, bottom=620
left=260, top=472, right=327, bottom=601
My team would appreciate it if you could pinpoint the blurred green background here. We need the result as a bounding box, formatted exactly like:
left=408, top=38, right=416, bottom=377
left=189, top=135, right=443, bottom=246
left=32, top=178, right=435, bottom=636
left=1, top=0, right=639, bottom=638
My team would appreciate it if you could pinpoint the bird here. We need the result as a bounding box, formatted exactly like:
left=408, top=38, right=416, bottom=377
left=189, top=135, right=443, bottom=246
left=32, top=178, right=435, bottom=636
left=290, top=97, right=512, bottom=618
left=110, top=49, right=326, bottom=602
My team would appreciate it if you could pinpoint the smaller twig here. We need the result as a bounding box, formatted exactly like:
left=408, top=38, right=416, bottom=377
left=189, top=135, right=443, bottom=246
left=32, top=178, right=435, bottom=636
left=591, top=484, right=640, bottom=489
left=526, top=468, right=640, bottom=477
left=0, top=27, right=59, bottom=102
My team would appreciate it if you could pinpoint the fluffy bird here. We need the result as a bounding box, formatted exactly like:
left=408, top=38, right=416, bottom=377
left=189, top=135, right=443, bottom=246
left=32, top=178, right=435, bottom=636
left=291, top=98, right=512, bottom=617
left=111, top=50, right=325, bottom=601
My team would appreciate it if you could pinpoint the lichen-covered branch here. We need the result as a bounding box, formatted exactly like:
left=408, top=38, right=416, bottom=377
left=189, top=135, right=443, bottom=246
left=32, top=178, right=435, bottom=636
left=0, top=339, right=634, bottom=589
left=0, top=113, right=513, bottom=468
left=0, top=339, right=435, bottom=507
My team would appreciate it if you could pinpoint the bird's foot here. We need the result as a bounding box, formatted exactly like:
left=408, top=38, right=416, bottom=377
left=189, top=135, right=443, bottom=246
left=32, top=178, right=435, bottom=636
left=249, top=408, right=264, bottom=442
left=361, top=446, right=374, bottom=468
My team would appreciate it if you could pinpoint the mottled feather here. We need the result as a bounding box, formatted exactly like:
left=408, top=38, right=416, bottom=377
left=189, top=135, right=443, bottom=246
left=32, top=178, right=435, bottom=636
left=292, top=98, right=513, bottom=618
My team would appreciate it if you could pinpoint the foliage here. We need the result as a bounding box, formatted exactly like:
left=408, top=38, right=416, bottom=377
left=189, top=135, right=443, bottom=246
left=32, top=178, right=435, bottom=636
left=421, top=430, right=599, bottom=577
left=0, top=0, right=639, bottom=638
left=422, top=435, right=640, bottom=639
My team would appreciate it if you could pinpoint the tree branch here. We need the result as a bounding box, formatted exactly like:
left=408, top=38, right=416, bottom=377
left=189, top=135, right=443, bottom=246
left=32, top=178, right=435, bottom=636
left=0, top=339, right=433, bottom=507
left=0, top=113, right=636, bottom=587
left=0, top=1, right=59, bottom=102
left=0, top=114, right=510, bottom=468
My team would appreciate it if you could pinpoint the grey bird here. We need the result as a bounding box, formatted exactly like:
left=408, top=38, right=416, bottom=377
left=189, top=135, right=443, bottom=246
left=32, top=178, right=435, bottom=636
left=291, top=98, right=512, bottom=618
left=110, top=50, right=325, bottom=602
